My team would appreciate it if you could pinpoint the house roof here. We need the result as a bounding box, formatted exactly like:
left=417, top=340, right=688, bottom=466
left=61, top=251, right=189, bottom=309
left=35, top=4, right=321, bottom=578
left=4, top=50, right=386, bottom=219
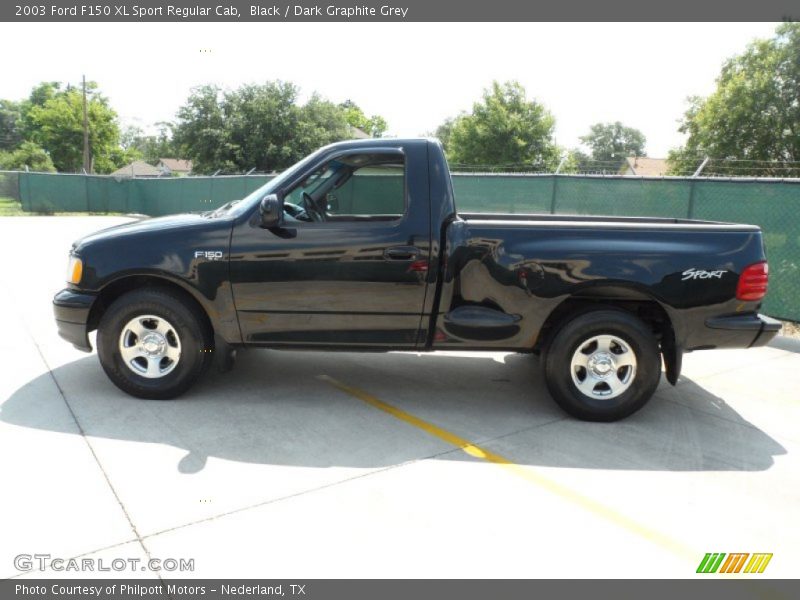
left=623, top=157, right=669, bottom=177
left=158, top=158, right=193, bottom=172
left=347, top=126, right=371, bottom=140
left=110, top=160, right=163, bottom=178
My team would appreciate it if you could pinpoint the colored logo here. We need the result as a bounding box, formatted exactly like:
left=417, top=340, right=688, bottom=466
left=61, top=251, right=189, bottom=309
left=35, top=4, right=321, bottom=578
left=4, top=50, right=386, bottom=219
left=696, top=553, right=772, bottom=574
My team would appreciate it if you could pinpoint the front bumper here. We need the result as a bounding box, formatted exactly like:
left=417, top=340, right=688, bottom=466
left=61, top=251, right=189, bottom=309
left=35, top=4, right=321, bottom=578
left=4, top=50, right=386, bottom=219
left=53, top=289, right=96, bottom=352
left=705, top=313, right=782, bottom=348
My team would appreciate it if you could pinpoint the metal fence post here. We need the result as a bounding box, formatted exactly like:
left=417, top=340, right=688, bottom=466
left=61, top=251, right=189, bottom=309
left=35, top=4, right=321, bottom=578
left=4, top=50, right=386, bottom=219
left=550, top=175, right=559, bottom=214
left=83, top=172, right=90, bottom=212
left=687, top=157, right=707, bottom=219
left=19, top=172, right=27, bottom=211
left=549, top=156, right=568, bottom=214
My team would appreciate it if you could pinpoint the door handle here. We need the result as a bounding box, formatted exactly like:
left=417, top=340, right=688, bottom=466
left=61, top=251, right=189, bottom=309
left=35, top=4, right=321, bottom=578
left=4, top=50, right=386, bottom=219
left=384, top=246, right=420, bottom=261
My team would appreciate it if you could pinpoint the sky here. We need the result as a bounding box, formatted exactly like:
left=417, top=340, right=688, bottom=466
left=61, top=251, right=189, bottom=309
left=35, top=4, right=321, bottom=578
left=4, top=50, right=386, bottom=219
left=0, top=22, right=780, bottom=157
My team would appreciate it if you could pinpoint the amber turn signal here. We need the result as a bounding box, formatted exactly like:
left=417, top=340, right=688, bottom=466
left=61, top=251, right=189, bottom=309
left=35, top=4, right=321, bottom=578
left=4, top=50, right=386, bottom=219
left=67, top=255, right=83, bottom=284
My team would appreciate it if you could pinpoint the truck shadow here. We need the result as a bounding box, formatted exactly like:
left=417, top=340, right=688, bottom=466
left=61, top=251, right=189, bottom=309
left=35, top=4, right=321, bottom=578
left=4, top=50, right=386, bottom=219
left=1, top=349, right=786, bottom=474
left=768, top=334, right=800, bottom=354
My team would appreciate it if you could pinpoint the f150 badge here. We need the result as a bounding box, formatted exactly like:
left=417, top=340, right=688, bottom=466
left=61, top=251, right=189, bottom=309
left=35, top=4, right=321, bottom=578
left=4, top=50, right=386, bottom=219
left=682, top=268, right=727, bottom=281
left=195, top=250, right=224, bottom=261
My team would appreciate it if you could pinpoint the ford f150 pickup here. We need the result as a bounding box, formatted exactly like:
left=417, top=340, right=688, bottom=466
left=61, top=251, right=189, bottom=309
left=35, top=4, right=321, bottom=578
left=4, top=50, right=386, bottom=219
left=53, top=138, right=781, bottom=421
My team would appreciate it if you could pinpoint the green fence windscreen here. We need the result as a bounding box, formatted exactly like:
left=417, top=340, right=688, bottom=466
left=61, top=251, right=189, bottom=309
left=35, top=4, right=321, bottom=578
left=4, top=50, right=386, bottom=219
left=453, top=174, right=554, bottom=213
left=0, top=171, right=21, bottom=202
left=17, top=171, right=800, bottom=322
left=18, top=173, right=274, bottom=215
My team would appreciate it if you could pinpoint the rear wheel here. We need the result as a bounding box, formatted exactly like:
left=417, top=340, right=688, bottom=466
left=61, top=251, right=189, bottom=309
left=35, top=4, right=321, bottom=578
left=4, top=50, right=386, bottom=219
left=543, top=309, right=661, bottom=421
left=97, top=288, right=213, bottom=399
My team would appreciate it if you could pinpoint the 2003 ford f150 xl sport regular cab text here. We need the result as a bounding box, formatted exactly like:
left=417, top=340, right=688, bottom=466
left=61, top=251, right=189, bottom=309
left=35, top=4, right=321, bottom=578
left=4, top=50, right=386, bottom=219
left=53, top=139, right=780, bottom=421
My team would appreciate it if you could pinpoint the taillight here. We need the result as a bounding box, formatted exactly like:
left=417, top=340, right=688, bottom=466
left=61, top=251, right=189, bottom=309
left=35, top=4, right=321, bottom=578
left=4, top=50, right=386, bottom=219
left=736, top=261, right=769, bottom=301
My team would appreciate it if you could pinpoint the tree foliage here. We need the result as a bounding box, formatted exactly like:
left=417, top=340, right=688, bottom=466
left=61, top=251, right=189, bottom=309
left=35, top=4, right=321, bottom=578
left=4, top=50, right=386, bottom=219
left=298, top=94, right=353, bottom=152
left=121, top=122, right=176, bottom=164
left=580, top=121, right=646, bottom=165
left=23, top=81, right=125, bottom=173
left=0, top=99, right=24, bottom=151
left=340, top=100, right=388, bottom=137
left=444, top=81, right=558, bottom=168
left=669, top=23, right=800, bottom=175
left=3, top=78, right=382, bottom=175
left=0, top=141, right=56, bottom=172
left=173, top=82, right=372, bottom=174
left=0, top=81, right=135, bottom=173
left=558, top=149, right=591, bottom=174
left=428, top=117, right=455, bottom=153
left=172, top=85, right=228, bottom=173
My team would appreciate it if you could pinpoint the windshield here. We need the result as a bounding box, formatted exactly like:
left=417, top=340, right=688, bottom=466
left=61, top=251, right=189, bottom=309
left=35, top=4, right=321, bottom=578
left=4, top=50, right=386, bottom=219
left=223, top=148, right=326, bottom=218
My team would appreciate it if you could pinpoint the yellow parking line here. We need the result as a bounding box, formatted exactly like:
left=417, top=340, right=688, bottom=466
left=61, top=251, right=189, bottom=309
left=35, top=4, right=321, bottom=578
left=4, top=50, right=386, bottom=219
left=319, top=374, right=695, bottom=562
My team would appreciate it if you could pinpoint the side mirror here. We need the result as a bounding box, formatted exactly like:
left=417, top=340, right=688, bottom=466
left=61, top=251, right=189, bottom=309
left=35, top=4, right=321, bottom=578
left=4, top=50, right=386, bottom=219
left=259, top=194, right=283, bottom=228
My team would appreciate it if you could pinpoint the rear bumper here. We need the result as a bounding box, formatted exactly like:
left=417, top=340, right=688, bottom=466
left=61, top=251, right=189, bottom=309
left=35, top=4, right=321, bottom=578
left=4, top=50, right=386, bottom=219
left=53, top=289, right=96, bottom=352
left=705, top=313, right=782, bottom=348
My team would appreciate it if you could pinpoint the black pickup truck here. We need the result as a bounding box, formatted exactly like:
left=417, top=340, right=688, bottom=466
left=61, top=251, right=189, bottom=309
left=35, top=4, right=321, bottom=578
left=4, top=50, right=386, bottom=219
left=54, top=138, right=780, bottom=421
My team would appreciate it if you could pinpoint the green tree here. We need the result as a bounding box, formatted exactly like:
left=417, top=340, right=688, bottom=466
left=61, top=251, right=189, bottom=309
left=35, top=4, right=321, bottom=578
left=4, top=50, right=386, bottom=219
left=222, top=81, right=304, bottom=172
left=669, top=23, right=800, bottom=176
left=426, top=117, right=455, bottom=153
left=27, top=82, right=62, bottom=108
left=558, top=148, right=591, bottom=174
left=19, top=82, right=63, bottom=139
left=298, top=94, right=351, bottom=152
left=0, top=100, right=24, bottom=151
left=446, top=81, right=558, bottom=168
left=121, top=122, right=176, bottom=164
left=172, top=85, right=228, bottom=173
left=340, top=100, right=388, bottom=137
left=94, top=146, right=141, bottom=174
left=26, top=82, right=122, bottom=173
left=2, top=84, right=64, bottom=153
left=173, top=81, right=357, bottom=174
left=580, top=122, right=646, bottom=166
left=0, top=141, right=56, bottom=172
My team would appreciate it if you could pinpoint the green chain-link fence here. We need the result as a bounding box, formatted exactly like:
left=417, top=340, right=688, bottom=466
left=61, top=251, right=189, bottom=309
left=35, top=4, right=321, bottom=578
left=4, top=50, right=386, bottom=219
left=0, top=171, right=21, bottom=202
left=13, top=171, right=800, bottom=321
left=16, top=173, right=274, bottom=215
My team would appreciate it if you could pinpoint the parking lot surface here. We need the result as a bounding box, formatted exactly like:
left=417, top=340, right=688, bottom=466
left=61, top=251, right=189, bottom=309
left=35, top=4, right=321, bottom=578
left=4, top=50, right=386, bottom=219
left=1, top=216, right=798, bottom=579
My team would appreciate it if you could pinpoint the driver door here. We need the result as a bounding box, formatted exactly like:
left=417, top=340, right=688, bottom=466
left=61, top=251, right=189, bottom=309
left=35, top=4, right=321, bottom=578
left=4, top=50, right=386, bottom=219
left=228, top=148, right=432, bottom=348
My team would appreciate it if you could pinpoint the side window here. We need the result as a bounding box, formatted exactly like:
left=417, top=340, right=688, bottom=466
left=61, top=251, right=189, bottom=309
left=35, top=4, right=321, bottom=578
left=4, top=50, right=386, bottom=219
left=327, top=164, right=405, bottom=220
left=283, top=153, right=406, bottom=224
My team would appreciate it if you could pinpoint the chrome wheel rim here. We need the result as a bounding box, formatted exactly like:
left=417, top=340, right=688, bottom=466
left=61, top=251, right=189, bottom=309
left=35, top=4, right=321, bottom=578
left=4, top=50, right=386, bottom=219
left=570, top=334, right=637, bottom=399
left=118, top=315, right=181, bottom=379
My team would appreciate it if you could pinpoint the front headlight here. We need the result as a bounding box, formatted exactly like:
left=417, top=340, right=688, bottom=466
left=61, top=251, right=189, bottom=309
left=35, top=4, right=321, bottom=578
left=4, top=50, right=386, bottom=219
left=67, top=255, right=83, bottom=284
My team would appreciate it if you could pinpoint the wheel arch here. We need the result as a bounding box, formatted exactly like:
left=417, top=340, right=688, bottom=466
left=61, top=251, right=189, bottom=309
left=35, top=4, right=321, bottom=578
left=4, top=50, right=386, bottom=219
left=87, top=274, right=215, bottom=344
left=534, top=285, right=680, bottom=384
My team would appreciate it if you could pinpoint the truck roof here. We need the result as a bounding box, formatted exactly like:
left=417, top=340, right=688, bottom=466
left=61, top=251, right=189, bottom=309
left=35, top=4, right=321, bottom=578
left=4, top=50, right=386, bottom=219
left=319, top=137, right=436, bottom=151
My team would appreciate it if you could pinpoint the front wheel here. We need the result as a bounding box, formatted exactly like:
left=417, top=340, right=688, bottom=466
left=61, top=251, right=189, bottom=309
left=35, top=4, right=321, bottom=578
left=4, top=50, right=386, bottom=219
left=97, top=288, right=214, bottom=399
left=543, top=309, right=661, bottom=421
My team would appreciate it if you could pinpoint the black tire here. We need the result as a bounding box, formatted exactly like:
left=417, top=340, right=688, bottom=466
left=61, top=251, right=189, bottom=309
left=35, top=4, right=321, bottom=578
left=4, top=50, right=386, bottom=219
left=96, top=288, right=214, bottom=399
left=543, top=309, right=660, bottom=422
